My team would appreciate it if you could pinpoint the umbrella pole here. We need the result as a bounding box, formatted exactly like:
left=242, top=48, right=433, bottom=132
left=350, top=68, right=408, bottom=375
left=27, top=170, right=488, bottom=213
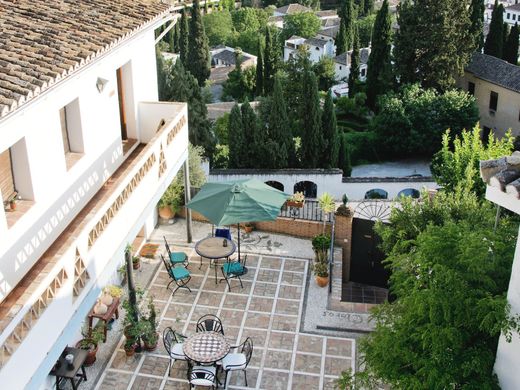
left=237, top=223, right=241, bottom=262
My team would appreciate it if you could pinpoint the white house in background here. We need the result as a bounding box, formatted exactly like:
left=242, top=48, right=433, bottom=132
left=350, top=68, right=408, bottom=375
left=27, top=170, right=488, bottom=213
left=479, top=153, right=520, bottom=390
left=210, top=45, right=257, bottom=69
left=334, top=48, right=371, bottom=82
left=284, top=36, right=336, bottom=63
left=317, top=25, right=340, bottom=45
left=273, top=3, right=311, bottom=17
left=504, top=4, right=520, bottom=25
left=315, top=9, right=339, bottom=21
left=0, top=1, right=188, bottom=389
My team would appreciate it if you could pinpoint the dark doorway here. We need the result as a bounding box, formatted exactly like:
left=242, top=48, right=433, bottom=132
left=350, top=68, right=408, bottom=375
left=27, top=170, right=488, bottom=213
left=293, top=181, right=317, bottom=198
left=265, top=181, right=284, bottom=192
left=116, top=67, right=128, bottom=140
left=350, top=217, right=389, bottom=288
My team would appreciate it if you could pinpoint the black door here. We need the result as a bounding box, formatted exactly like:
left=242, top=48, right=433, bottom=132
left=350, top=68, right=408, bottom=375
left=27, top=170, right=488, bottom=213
left=350, top=218, right=389, bottom=288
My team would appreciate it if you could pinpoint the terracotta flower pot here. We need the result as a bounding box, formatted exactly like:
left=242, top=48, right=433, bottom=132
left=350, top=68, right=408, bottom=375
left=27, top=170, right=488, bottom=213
left=132, top=258, right=140, bottom=270
left=124, top=345, right=136, bottom=357
left=286, top=200, right=304, bottom=208
left=76, top=341, right=98, bottom=366
left=158, top=206, right=174, bottom=219
left=315, top=275, right=329, bottom=288
left=243, top=225, right=253, bottom=233
left=9, top=200, right=16, bottom=211
left=143, top=334, right=158, bottom=351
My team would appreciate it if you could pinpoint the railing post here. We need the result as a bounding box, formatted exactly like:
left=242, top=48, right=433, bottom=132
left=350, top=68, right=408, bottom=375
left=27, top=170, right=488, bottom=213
left=184, top=159, right=193, bottom=243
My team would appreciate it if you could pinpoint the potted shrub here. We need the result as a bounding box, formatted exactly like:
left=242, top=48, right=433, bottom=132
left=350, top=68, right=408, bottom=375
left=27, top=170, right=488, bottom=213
left=158, top=184, right=181, bottom=220
left=118, top=264, right=127, bottom=285
left=142, top=296, right=159, bottom=351
left=313, top=261, right=329, bottom=287
left=132, top=255, right=141, bottom=270
left=124, top=337, right=137, bottom=357
left=76, top=325, right=104, bottom=366
left=243, top=222, right=254, bottom=233
left=318, top=192, right=336, bottom=232
left=286, top=191, right=305, bottom=208
left=312, top=234, right=331, bottom=263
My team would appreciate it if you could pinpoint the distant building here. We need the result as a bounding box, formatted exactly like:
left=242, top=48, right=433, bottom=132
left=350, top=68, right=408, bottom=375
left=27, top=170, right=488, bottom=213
left=273, top=3, right=311, bottom=17
left=458, top=52, right=520, bottom=138
left=210, top=46, right=257, bottom=69
left=269, top=3, right=339, bottom=29
left=283, top=36, right=336, bottom=63
left=504, top=3, right=520, bottom=25
left=333, top=48, right=371, bottom=82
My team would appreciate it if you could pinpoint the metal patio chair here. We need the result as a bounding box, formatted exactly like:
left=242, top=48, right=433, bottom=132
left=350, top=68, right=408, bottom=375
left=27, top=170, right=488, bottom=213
left=164, top=236, right=189, bottom=267
left=161, top=254, right=191, bottom=296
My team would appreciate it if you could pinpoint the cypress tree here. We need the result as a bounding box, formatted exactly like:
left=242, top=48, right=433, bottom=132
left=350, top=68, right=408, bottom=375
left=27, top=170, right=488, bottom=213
left=204, top=0, right=209, bottom=14
left=228, top=104, right=244, bottom=168
left=469, top=0, right=485, bottom=50
left=366, top=0, right=392, bottom=108
left=241, top=100, right=262, bottom=167
left=188, top=0, right=211, bottom=86
left=364, top=0, right=374, bottom=15
left=256, top=38, right=265, bottom=97
left=484, top=1, right=504, bottom=58
left=264, top=26, right=277, bottom=94
left=503, top=23, right=510, bottom=55
left=338, top=0, right=354, bottom=50
left=348, top=26, right=360, bottom=98
left=179, top=9, right=189, bottom=65
left=156, top=49, right=170, bottom=101
left=336, top=18, right=349, bottom=56
left=338, top=136, right=352, bottom=176
left=504, top=23, right=520, bottom=65
left=321, top=92, right=340, bottom=168
left=268, top=75, right=292, bottom=168
left=172, top=22, right=180, bottom=53
left=300, top=70, right=322, bottom=168
left=356, top=0, right=366, bottom=17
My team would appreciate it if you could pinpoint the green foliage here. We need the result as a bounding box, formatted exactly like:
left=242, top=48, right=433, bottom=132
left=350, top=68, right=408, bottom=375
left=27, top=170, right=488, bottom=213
left=503, top=23, right=519, bottom=65
left=484, top=1, right=505, bottom=58
left=173, top=22, right=180, bottom=53
left=156, top=50, right=170, bottom=101
left=228, top=103, right=245, bottom=168
left=470, top=0, right=485, bottom=50
left=312, top=233, right=331, bottom=250
left=187, top=0, right=211, bottom=85
left=212, top=144, right=229, bottom=168
left=312, top=57, right=336, bottom=91
left=300, top=70, right=322, bottom=167
left=394, top=0, right=474, bottom=91
left=283, top=46, right=311, bottom=132
left=263, top=26, right=279, bottom=94
left=338, top=135, right=352, bottom=176
left=321, top=93, right=340, bottom=168
left=372, top=84, right=479, bottom=157
left=356, top=14, right=375, bottom=47
left=431, top=126, right=513, bottom=199
left=203, top=10, right=234, bottom=46
left=348, top=26, right=360, bottom=98
left=222, top=53, right=257, bottom=102
left=343, top=130, right=377, bottom=165
left=179, top=9, right=189, bottom=65
left=282, top=12, right=321, bottom=40
left=213, top=113, right=229, bottom=144
left=169, top=60, right=216, bottom=157
left=335, top=18, right=349, bottom=56
left=358, top=190, right=520, bottom=388
left=336, top=92, right=369, bottom=121
left=366, top=0, right=393, bottom=108
left=256, top=38, right=265, bottom=96
left=339, top=0, right=355, bottom=49
left=232, top=7, right=269, bottom=33
left=313, top=261, right=329, bottom=277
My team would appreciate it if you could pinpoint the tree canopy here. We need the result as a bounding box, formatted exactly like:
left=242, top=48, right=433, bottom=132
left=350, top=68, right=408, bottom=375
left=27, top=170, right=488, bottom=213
left=484, top=1, right=505, bottom=58
left=203, top=10, right=234, bottom=46
left=503, top=23, right=519, bottom=65
left=187, top=0, right=211, bottom=85
left=282, top=12, right=321, bottom=40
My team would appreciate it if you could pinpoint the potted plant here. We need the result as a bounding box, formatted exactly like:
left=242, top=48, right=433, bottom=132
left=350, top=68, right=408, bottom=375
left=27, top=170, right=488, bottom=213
left=118, top=264, right=127, bottom=285
left=286, top=191, right=305, bottom=208
left=318, top=192, right=336, bottom=232
left=158, top=184, right=181, bottom=220
left=312, top=234, right=331, bottom=263
left=105, top=285, right=123, bottom=299
left=142, top=296, right=159, bottom=351
left=313, top=261, right=329, bottom=287
left=243, top=222, right=254, bottom=233
left=76, top=324, right=104, bottom=366
left=124, top=337, right=137, bottom=357
left=132, top=255, right=140, bottom=270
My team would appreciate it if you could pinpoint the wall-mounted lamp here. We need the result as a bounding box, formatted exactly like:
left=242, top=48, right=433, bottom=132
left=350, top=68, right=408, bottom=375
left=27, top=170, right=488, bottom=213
left=96, top=77, right=109, bottom=93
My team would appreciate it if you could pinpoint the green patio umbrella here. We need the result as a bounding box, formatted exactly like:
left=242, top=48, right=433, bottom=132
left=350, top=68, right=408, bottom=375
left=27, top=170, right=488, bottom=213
left=187, top=178, right=290, bottom=260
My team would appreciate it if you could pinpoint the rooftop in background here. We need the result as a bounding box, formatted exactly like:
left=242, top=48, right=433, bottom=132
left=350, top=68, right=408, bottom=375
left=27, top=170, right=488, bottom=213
left=465, top=52, right=520, bottom=93
left=351, top=159, right=432, bottom=178
left=274, top=3, right=312, bottom=15
left=505, top=3, right=520, bottom=10
left=0, top=0, right=171, bottom=119
left=333, top=48, right=371, bottom=65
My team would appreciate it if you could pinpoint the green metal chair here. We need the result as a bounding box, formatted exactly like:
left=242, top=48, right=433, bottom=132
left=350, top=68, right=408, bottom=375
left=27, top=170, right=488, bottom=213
left=161, top=255, right=191, bottom=296
left=220, top=255, right=247, bottom=291
left=164, top=236, right=189, bottom=267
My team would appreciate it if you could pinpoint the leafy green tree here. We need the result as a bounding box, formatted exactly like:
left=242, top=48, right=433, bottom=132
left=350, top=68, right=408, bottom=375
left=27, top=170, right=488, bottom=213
left=484, top=1, right=505, bottom=58
left=339, top=0, right=355, bottom=49
left=338, top=135, right=352, bottom=176
left=282, top=12, right=321, bottom=40
left=313, top=57, right=336, bottom=91
left=372, top=84, right=479, bottom=157
left=504, top=23, right=520, bottom=65
left=179, top=9, right=189, bottom=65
left=348, top=27, right=360, bottom=98
left=356, top=190, right=520, bottom=389
left=364, top=0, right=374, bottom=15
left=241, top=100, right=266, bottom=167
left=203, top=10, right=234, bottom=46
left=356, top=14, right=375, bottom=47
left=172, top=22, right=180, bottom=53
left=394, top=0, right=474, bottom=91
left=256, top=38, right=265, bottom=97
left=169, top=60, right=215, bottom=157
left=222, top=51, right=257, bottom=101
left=356, top=0, right=366, bottom=17
left=188, top=0, right=211, bottom=85
left=366, top=0, right=392, bottom=108
left=335, top=18, right=349, bottom=56
left=231, top=7, right=269, bottom=33
left=431, top=126, right=513, bottom=199
left=156, top=50, right=171, bottom=101
left=321, top=93, right=340, bottom=168
left=469, top=0, right=485, bottom=50
left=228, top=104, right=245, bottom=168
left=264, top=26, right=279, bottom=94
left=300, top=70, right=322, bottom=168
left=213, top=113, right=229, bottom=145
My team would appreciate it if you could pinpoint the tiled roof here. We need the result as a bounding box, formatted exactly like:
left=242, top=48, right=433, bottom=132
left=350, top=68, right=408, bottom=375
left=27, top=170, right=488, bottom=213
left=505, top=4, right=520, bottom=11
left=360, top=48, right=371, bottom=64
left=212, top=49, right=253, bottom=65
left=0, top=0, right=172, bottom=119
left=322, top=18, right=341, bottom=28
left=319, top=25, right=340, bottom=38
left=334, top=48, right=371, bottom=66
left=275, top=3, right=311, bottom=14
left=305, top=37, right=329, bottom=48
left=480, top=152, right=520, bottom=197
left=465, top=52, right=520, bottom=93
left=334, top=52, right=348, bottom=65
left=315, top=10, right=337, bottom=18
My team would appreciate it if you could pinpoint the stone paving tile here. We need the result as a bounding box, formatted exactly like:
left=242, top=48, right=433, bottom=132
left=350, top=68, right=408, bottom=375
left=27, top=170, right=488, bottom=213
left=163, top=302, right=192, bottom=321
left=267, top=331, right=296, bottom=351
left=278, top=285, right=303, bottom=300
left=244, top=255, right=259, bottom=267
left=291, top=373, right=321, bottom=388
left=219, top=308, right=246, bottom=327
left=168, top=362, right=190, bottom=381
left=294, top=353, right=322, bottom=374
left=248, top=296, right=274, bottom=313
left=256, top=269, right=280, bottom=283
left=271, top=315, right=298, bottom=332
left=274, top=298, right=300, bottom=316
left=248, top=347, right=265, bottom=368
left=202, top=278, right=228, bottom=292
left=162, top=379, right=190, bottom=390
left=259, top=370, right=289, bottom=390
left=224, top=325, right=241, bottom=345
left=109, top=350, right=140, bottom=372
left=263, top=350, right=293, bottom=371
left=139, top=354, right=169, bottom=377
left=244, top=312, right=271, bottom=329
left=259, top=257, right=282, bottom=269
left=326, top=338, right=353, bottom=357
left=281, top=271, right=304, bottom=286
left=243, top=328, right=268, bottom=349
left=222, top=293, right=249, bottom=308
left=169, top=288, right=196, bottom=304
left=186, top=275, right=205, bottom=290
left=252, top=282, right=277, bottom=297
left=228, top=367, right=259, bottom=388
left=97, top=371, right=132, bottom=390
left=130, top=375, right=163, bottom=390
left=323, top=376, right=340, bottom=389
left=297, top=334, right=324, bottom=354
left=283, top=259, right=306, bottom=272
left=148, top=284, right=173, bottom=301
left=324, top=356, right=352, bottom=376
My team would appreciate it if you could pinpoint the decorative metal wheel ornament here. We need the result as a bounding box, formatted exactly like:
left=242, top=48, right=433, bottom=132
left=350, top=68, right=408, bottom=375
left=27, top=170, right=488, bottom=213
left=354, top=201, right=391, bottom=222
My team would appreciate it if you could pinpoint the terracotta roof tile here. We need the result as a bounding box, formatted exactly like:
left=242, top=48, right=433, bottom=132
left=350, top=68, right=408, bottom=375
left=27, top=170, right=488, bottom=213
left=0, top=0, right=172, bottom=118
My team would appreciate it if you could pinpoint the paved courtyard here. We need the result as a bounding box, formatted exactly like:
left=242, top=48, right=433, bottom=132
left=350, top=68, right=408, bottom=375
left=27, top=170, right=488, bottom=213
left=94, top=248, right=355, bottom=389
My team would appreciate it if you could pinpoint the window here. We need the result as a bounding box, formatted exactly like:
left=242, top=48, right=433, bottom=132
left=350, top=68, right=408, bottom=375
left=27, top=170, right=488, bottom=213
left=339, top=65, right=342, bottom=70
left=360, top=68, right=366, bottom=77
left=489, top=91, right=498, bottom=111
left=514, top=14, right=517, bottom=20
left=468, top=81, right=475, bottom=96
left=482, top=127, right=491, bottom=144
left=507, top=12, right=511, bottom=19
left=59, top=99, right=84, bottom=170
left=315, top=46, right=319, bottom=51
left=0, top=148, right=15, bottom=203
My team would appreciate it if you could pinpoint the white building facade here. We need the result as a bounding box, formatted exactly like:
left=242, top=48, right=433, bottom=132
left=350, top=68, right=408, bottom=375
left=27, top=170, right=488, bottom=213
left=504, top=4, right=520, bottom=25
left=284, top=36, right=336, bottom=64
left=0, top=1, right=188, bottom=388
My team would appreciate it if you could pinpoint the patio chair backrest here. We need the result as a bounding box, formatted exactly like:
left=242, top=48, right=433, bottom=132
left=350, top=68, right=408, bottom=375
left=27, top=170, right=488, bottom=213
left=188, top=367, right=216, bottom=387
left=241, top=337, right=253, bottom=366
left=163, top=327, right=182, bottom=354
left=161, top=254, right=176, bottom=281
left=215, top=228, right=232, bottom=240
left=196, top=314, right=224, bottom=335
left=163, top=236, right=172, bottom=256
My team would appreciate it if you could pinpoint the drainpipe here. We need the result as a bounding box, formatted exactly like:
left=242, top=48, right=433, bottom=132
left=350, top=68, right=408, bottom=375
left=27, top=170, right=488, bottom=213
left=184, top=159, right=193, bottom=243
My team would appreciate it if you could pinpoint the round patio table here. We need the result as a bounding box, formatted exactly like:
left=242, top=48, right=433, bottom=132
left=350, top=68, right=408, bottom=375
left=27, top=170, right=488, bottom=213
left=183, top=331, right=231, bottom=364
left=195, top=237, right=236, bottom=283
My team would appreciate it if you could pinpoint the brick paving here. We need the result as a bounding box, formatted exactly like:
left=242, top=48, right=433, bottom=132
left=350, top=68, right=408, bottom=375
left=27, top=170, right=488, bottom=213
left=94, top=251, right=355, bottom=389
